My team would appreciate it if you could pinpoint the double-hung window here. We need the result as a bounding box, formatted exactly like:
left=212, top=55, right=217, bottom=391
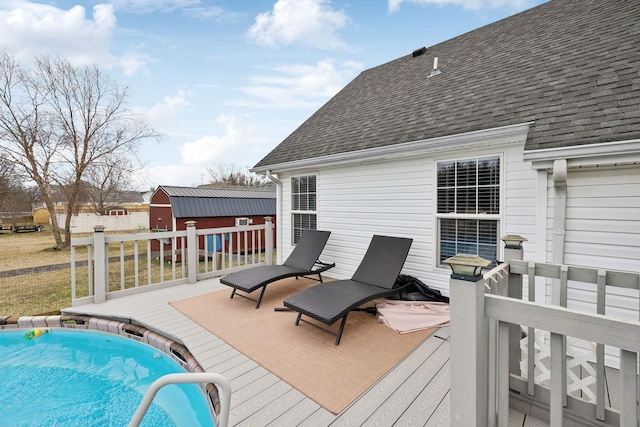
left=291, top=175, right=317, bottom=244
left=436, top=156, right=500, bottom=266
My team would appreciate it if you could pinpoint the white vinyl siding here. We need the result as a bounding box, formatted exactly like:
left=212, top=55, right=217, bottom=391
left=276, top=138, right=533, bottom=296
left=547, top=165, right=640, bottom=322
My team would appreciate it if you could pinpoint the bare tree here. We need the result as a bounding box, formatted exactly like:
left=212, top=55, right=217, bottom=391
left=83, top=153, right=138, bottom=214
left=206, top=163, right=268, bottom=187
left=0, top=155, right=36, bottom=220
left=0, top=51, right=159, bottom=248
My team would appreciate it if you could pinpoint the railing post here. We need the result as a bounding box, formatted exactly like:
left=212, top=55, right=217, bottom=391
left=502, top=235, right=526, bottom=377
left=449, top=273, right=489, bottom=426
left=93, top=225, right=106, bottom=304
left=186, top=221, right=197, bottom=284
left=264, top=217, right=274, bottom=266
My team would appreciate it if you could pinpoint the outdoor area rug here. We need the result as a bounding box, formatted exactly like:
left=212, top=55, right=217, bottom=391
left=169, top=277, right=435, bottom=414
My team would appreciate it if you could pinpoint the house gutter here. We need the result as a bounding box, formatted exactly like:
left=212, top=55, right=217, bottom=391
left=266, top=171, right=283, bottom=264
left=551, top=159, right=567, bottom=305
left=525, top=138, right=640, bottom=170
left=252, top=122, right=533, bottom=174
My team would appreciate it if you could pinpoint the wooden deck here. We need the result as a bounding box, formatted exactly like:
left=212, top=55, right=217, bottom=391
left=61, top=278, right=545, bottom=427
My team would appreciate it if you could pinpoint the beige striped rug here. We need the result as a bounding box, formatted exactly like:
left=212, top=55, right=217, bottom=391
left=170, top=277, right=434, bottom=414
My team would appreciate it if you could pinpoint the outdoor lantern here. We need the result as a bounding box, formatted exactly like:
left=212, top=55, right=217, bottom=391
left=501, top=234, right=527, bottom=249
left=443, top=253, right=491, bottom=281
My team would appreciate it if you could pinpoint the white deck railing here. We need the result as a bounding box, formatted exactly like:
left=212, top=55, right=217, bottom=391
left=70, top=218, right=274, bottom=305
left=450, top=245, right=640, bottom=426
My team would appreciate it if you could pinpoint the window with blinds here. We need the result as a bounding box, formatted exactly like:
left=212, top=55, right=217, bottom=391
left=437, top=156, right=500, bottom=266
left=291, top=175, right=317, bottom=244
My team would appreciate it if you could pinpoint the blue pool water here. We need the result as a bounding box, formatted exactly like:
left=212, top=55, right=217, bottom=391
left=0, top=329, right=215, bottom=427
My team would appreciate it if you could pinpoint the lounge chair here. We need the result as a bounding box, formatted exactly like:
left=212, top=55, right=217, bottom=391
left=282, top=235, right=413, bottom=345
left=221, top=230, right=334, bottom=308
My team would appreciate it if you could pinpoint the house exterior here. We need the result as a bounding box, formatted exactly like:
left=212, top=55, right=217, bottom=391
left=251, top=0, right=640, bottom=321
left=149, top=185, right=277, bottom=253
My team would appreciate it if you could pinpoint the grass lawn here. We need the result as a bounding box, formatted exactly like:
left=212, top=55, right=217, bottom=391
left=0, top=226, right=155, bottom=317
left=0, top=225, right=73, bottom=271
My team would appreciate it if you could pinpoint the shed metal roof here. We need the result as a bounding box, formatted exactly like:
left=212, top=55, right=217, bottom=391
left=155, top=185, right=276, bottom=218
left=254, top=0, right=640, bottom=169
left=159, top=185, right=275, bottom=199
left=171, top=197, right=275, bottom=218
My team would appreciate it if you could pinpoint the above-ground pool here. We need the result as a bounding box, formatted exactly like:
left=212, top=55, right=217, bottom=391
left=0, top=328, right=215, bottom=427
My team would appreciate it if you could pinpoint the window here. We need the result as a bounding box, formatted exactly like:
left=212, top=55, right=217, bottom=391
left=291, top=175, right=317, bottom=244
left=437, top=156, right=500, bottom=266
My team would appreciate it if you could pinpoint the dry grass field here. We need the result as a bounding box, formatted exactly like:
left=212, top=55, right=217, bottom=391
left=0, top=225, right=73, bottom=270
left=1, top=226, right=268, bottom=317
left=0, top=226, right=158, bottom=317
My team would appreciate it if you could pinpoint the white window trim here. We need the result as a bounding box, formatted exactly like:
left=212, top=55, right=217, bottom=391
left=434, top=154, right=504, bottom=269
left=290, top=174, right=318, bottom=244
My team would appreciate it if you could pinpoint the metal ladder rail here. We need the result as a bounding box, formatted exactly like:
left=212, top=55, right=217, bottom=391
left=128, top=372, right=232, bottom=427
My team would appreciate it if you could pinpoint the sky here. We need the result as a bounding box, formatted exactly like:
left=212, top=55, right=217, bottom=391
left=0, top=0, right=548, bottom=190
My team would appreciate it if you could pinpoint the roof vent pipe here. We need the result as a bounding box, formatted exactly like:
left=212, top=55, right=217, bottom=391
left=412, top=46, right=426, bottom=57
left=428, top=56, right=441, bottom=78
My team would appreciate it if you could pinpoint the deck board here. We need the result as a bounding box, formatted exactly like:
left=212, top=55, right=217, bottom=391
left=393, top=361, right=451, bottom=426
left=61, top=278, right=541, bottom=426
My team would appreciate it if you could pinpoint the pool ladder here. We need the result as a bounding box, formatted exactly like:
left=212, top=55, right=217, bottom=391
left=128, top=372, right=231, bottom=427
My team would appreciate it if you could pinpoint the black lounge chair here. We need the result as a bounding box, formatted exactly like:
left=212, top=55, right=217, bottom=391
left=221, top=230, right=334, bottom=308
left=283, top=235, right=413, bottom=345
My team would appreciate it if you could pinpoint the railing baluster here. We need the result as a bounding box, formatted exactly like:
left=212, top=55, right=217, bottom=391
left=243, top=229, right=248, bottom=266
left=180, top=235, right=185, bottom=280
left=488, top=298, right=497, bottom=427
left=171, top=236, right=176, bottom=281
left=550, top=332, right=564, bottom=425
left=619, top=350, right=638, bottom=427
left=71, top=245, right=77, bottom=299
left=134, top=240, right=139, bottom=288
left=251, top=230, right=256, bottom=264
left=204, top=233, right=210, bottom=273
left=235, top=230, right=240, bottom=266
left=120, top=241, right=125, bottom=290
left=159, top=240, right=165, bottom=282
left=88, top=245, right=93, bottom=297
left=497, top=320, right=510, bottom=427
left=560, top=265, right=568, bottom=406
left=146, top=239, right=151, bottom=285
left=596, top=270, right=606, bottom=421
left=527, top=262, right=536, bottom=397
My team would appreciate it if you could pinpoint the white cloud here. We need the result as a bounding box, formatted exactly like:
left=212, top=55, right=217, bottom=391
left=0, top=1, right=145, bottom=74
left=107, top=0, right=201, bottom=14
left=108, top=0, right=239, bottom=22
left=247, top=0, right=351, bottom=51
left=232, top=58, right=363, bottom=109
left=145, top=90, right=191, bottom=128
left=181, top=114, right=246, bottom=166
left=388, top=0, right=533, bottom=12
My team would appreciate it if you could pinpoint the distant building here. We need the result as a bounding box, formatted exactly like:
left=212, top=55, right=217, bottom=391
left=149, top=185, right=277, bottom=253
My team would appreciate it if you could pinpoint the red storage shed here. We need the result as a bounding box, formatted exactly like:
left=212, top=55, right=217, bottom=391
left=149, top=185, right=276, bottom=254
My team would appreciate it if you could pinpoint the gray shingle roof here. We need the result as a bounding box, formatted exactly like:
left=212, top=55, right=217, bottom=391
left=254, top=0, right=640, bottom=169
left=157, top=186, right=276, bottom=218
